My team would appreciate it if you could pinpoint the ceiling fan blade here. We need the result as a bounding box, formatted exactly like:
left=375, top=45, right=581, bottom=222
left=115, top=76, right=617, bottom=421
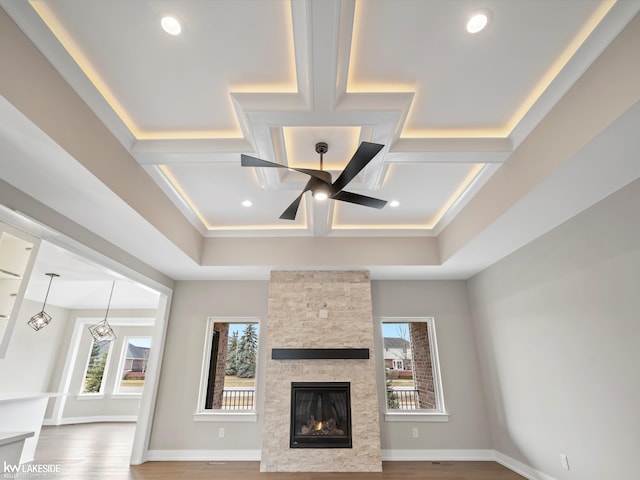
left=241, top=155, right=331, bottom=183
left=332, top=142, right=384, bottom=193
left=331, top=190, right=387, bottom=209
left=279, top=192, right=305, bottom=220
left=279, top=178, right=315, bottom=221
left=296, top=168, right=332, bottom=184
left=241, top=154, right=286, bottom=168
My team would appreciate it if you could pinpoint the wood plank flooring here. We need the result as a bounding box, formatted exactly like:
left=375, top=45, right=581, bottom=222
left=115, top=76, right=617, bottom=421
left=31, top=423, right=526, bottom=479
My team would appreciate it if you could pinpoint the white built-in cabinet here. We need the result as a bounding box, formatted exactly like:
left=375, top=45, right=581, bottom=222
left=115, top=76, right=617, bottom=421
left=0, top=222, right=40, bottom=358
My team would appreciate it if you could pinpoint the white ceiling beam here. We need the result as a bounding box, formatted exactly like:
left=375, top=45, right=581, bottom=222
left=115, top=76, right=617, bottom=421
left=307, top=0, right=343, bottom=111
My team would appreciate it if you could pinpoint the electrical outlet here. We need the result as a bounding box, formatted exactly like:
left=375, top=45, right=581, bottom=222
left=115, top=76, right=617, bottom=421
left=218, top=427, right=225, bottom=438
left=560, top=454, right=570, bottom=471
left=412, top=427, right=419, bottom=438
left=319, top=309, right=328, bottom=318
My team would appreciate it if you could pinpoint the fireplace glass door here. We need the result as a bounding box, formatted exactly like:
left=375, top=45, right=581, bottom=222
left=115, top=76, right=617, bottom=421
left=290, top=382, right=352, bottom=448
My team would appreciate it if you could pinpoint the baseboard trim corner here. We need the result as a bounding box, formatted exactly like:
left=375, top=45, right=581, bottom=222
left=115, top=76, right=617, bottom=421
left=494, top=451, right=558, bottom=480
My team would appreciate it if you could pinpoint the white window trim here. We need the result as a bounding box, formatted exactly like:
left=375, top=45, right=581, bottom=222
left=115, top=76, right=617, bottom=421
left=113, top=335, right=152, bottom=396
left=380, top=316, right=448, bottom=422
left=195, top=317, right=261, bottom=420
left=384, top=411, right=450, bottom=422
left=78, top=337, right=114, bottom=396
left=74, top=393, right=104, bottom=400
left=192, top=412, right=257, bottom=422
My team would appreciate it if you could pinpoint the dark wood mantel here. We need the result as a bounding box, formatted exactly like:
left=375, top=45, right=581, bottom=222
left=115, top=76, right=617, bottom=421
left=271, top=348, right=370, bottom=360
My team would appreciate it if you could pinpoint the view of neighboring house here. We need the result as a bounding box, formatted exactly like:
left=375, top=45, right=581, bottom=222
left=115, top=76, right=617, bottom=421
left=124, top=343, right=150, bottom=373
left=383, top=337, right=412, bottom=370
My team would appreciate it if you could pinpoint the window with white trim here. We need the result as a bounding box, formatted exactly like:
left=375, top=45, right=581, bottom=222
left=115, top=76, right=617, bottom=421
left=197, top=319, right=260, bottom=415
left=381, top=318, right=446, bottom=419
left=114, top=337, right=152, bottom=395
left=80, top=338, right=112, bottom=395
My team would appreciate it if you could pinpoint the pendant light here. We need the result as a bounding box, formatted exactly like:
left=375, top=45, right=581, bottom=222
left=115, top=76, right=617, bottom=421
left=28, top=273, right=60, bottom=331
left=88, top=281, right=117, bottom=342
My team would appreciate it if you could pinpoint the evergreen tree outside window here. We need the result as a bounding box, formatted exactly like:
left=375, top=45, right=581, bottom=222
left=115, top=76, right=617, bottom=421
left=236, top=323, right=257, bottom=378
left=199, top=319, right=260, bottom=412
left=81, top=338, right=112, bottom=394
left=225, top=330, right=239, bottom=376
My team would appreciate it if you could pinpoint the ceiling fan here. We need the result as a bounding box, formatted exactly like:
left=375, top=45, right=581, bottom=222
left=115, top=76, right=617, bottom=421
left=241, top=141, right=387, bottom=220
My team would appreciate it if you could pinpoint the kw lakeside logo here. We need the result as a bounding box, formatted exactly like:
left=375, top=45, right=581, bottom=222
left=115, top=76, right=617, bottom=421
left=3, top=461, right=61, bottom=477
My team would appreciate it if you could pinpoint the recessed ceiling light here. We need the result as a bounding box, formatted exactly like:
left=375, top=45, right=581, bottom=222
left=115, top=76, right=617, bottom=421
left=466, top=9, right=492, bottom=34
left=389, top=200, right=400, bottom=208
left=161, top=15, right=183, bottom=36
left=242, top=200, right=252, bottom=207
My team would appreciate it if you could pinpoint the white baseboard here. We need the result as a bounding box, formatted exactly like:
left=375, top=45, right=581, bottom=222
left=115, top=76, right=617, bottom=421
left=145, top=450, right=261, bottom=462
left=377, top=449, right=558, bottom=480
left=494, top=451, right=558, bottom=480
left=43, top=415, right=138, bottom=426
left=146, top=449, right=494, bottom=464
left=382, top=449, right=494, bottom=462
left=101, top=444, right=557, bottom=480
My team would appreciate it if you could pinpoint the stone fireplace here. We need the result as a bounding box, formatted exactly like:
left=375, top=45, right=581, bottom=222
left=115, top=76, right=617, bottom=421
left=261, top=270, right=382, bottom=472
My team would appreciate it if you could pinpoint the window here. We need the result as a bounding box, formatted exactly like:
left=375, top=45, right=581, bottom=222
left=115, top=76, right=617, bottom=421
left=381, top=318, right=447, bottom=420
left=196, top=318, right=260, bottom=419
left=114, top=337, right=152, bottom=395
left=80, top=338, right=112, bottom=395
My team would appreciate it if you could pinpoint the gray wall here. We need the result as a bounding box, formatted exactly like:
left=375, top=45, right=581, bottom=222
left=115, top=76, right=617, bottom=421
left=372, top=280, right=491, bottom=450
left=150, top=280, right=269, bottom=451
left=467, top=178, right=640, bottom=480
left=0, top=299, right=70, bottom=393
left=150, top=278, right=491, bottom=453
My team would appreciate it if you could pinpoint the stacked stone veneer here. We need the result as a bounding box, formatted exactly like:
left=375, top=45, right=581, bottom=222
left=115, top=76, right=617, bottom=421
left=260, top=270, right=382, bottom=472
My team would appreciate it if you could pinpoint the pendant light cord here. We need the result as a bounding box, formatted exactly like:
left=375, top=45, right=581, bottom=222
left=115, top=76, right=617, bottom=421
left=104, top=281, right=115, bottom=320
left=42, top=273, right=59, bottom=311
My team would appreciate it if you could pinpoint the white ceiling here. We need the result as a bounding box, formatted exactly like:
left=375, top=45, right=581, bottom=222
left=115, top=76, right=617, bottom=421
left=1, top=0, right=640, bottom=307
left=23, top=241, right=161, bottom=310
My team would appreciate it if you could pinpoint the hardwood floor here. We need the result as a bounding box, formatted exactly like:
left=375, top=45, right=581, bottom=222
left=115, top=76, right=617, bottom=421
left=32, top=423, right=526, bottom=479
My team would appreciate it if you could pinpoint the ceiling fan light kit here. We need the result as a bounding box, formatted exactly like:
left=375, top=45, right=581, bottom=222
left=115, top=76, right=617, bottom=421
left=241, top=141, right=387, bottom=220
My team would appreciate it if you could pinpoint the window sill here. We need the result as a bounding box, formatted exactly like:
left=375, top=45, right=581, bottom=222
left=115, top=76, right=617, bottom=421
left=193, top=411, right=257, bottom=422
left=76, top=394, right=104, bottom=400
left=384, top=411, right=449, bottom=422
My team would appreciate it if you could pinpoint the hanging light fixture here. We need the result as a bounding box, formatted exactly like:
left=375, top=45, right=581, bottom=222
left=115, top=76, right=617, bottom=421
left=28, top=273, right=60, bottom=331
left=88, top=281, right=117, bottom=343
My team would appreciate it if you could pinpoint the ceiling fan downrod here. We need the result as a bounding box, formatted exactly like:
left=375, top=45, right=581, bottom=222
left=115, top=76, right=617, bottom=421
left=315, top=142, right=328, bottom=171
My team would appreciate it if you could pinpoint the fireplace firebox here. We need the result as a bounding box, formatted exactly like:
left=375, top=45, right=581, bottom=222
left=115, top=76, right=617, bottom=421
left=290, top=382, right=352, bottom=449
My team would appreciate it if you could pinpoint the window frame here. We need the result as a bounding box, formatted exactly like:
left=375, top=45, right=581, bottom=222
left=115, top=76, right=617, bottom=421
left=78, top=336, right=114, bottom=397
left=379, top=316, right=448, bottom=422
left=194, top=317, right=261, bottom=422
left=112, top=335, right=152, bottom=397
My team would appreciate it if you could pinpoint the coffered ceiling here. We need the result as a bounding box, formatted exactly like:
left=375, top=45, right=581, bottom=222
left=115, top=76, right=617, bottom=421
left=1, top=0, right=639, bottom=285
